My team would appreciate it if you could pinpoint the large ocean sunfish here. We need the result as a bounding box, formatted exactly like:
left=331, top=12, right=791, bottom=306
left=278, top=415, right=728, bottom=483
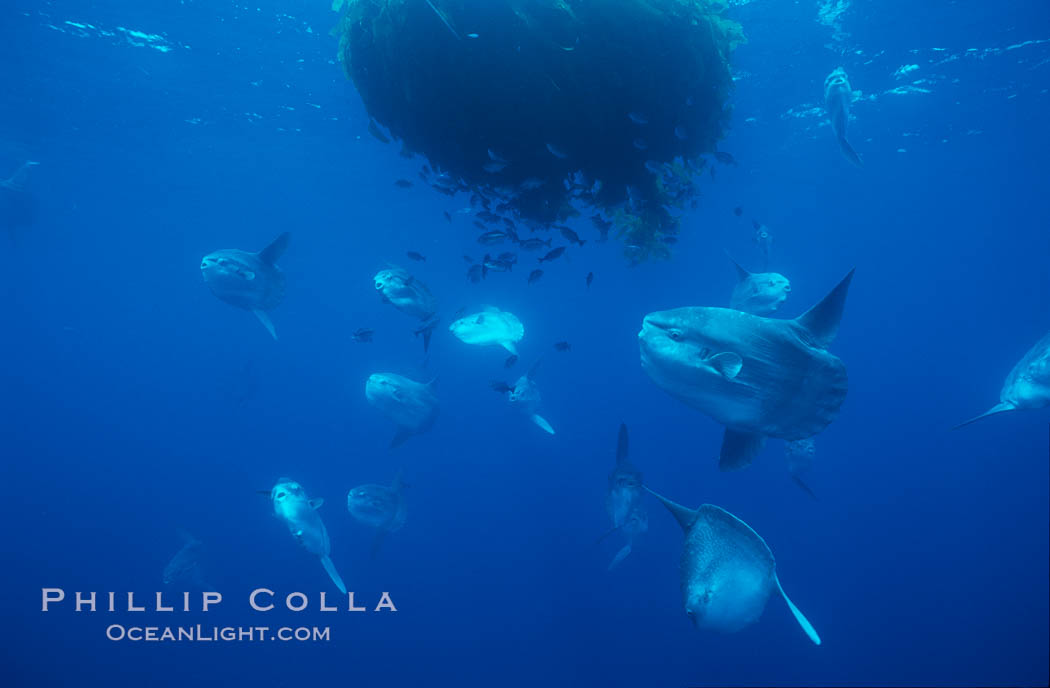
left=647, top=486, right=821, bottom=645
left=365, top=373, right=440, bottom=447
left=824, top=67, right=863, bottom=167
left=639, top=270, right=854, bottom=471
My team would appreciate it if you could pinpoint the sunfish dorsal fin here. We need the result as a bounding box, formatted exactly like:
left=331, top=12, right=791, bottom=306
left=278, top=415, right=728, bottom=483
left=644, top=486, right=699, bottom=532
left=794, top=268, right=855, bottom=349
left=952, top=402, right=1015, bottom=430
left=775, top=574, right=822, bottom=645
left=726, top=252, right=751, bottom=282
left=615, top=423, right=629, bottom=465
left=257, top=232, right=290, bottom=265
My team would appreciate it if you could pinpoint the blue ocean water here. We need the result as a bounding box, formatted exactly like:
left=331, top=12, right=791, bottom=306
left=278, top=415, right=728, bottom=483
left=2, top=0, right=1048, bottom=686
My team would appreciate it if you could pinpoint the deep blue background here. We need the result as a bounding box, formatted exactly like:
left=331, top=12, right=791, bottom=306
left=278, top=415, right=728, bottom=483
left=2, top=1, right=1047, bottom=686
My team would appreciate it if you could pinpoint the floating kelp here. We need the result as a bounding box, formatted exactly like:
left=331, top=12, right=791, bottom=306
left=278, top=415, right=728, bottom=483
left=334, top=0, right=743, bottom=260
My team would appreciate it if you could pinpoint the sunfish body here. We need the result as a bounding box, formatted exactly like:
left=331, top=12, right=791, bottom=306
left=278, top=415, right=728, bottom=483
left=639, top=269, right=854, bottom=471
left=824, top=67, right=862, bottom=167
left=647, top=487, right=821, bottom=645
left=449, top=306, right=524, bottom=355
left=201, top=232, right=289, bottom=339
left=269, top=478, right=346, bottom=594
left=365, top=373, right=439, bottom=447
left=374, top=267, right=437, bottom=321
left=728, top=257, right=791, bottom=316
left=507, top=361, right=555, bottom=434
left=955, top=331, right=1050, bottom=428
left=603, top=423, right=647, bottom=570
left=347, top=472, right=407, bottom=556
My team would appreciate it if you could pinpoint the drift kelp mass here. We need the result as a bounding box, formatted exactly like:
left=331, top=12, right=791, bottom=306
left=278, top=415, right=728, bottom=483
left=333, top=0, right=743, bottom=260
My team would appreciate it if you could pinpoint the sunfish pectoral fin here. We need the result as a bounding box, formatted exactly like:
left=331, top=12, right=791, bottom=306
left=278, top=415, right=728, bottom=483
left=719, top=429, right=765, bottom=471
left=952, top=402, right=1015, bottom=430
left=837, top=134, right=863, bottom=168
left=253, top=310, right=277, bottom=340
left=643, top=486, right=699, bottom=532
left=607, top=544, right=632, bottom=571
left=319, top=554, right=347, bottom=595
left=530, top=414, right=555, bottom=434
left=794, top=268, right=855, bottom=349
left=390, top=427, right=413, bottom=448
left=775, top=575, right=821, bottom=645
left=708, top=352, right=743, bottom=380
left=309, top=498, right=324, bottom=509
left=501, top=340, right=519, bottom=355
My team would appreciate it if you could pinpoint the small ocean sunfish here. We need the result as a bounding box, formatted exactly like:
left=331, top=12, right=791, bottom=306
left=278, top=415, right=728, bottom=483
left=269, top=478, right=346, bottom=594
left=201, top=232, right=290, bottom=340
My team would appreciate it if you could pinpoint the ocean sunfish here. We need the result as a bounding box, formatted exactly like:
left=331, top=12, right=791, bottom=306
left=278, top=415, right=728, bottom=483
left=728, top=256, right=791, bottom=316
left=601, top=423, right=647, bottom=570
left=639, top=269, right=854, bottom=471
left=647, top=486, right=821, bottom=645
left=162, top=529, right=212, bottom=589
left=824, top=67, right=862, bottom=167
left=201, top=232, right=289, bottom=339
left=269, top=478, right=346, bottom=594
left=508, top=360, right=555, bottom=434
left=347, top=471, right=407, bottom=556
left=374, top=267, right=439, bottom=352
left=449, top=306, right=524, bottom=355
left=365, top=373, right=439, bottom=447
left=955, top=330, right=1050, bottom=428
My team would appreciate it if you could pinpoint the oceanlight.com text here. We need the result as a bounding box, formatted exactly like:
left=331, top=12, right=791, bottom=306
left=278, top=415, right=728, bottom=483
left=105, top=624, right=330, bottom=642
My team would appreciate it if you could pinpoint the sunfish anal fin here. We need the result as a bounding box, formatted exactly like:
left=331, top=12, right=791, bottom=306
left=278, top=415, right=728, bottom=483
left=253, top=309, right=278, bottom=340
left=644, top=486, right=699, bottom=532
left=719, top=429, right=765, bottom=471
left=390, top=427, right=413, bottom=448
left=775, top=574, right=821, bottom=645
left=319, top=554, right=347, bottom=595
left=837, top=134, right=863, bottom=168
left=530, top=414, right=555, bottom=434
left=607, top=544, right=632, bottom=571
left=952, top=402, right=1015, bottom=430
left=794, top=268, right=855, bottom=349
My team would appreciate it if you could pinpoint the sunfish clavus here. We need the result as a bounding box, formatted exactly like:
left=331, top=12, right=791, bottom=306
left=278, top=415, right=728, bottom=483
left=647, top=486, right=821, bottom=645
left=955, top=330, right=1050, bottom=428
left=639, top=269, right=854, bottom=471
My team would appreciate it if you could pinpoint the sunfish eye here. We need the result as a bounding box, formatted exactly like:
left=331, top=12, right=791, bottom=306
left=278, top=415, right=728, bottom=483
left=667, top=329, right=684, bottom=342
left=276, top=491, right=286, bottom=499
